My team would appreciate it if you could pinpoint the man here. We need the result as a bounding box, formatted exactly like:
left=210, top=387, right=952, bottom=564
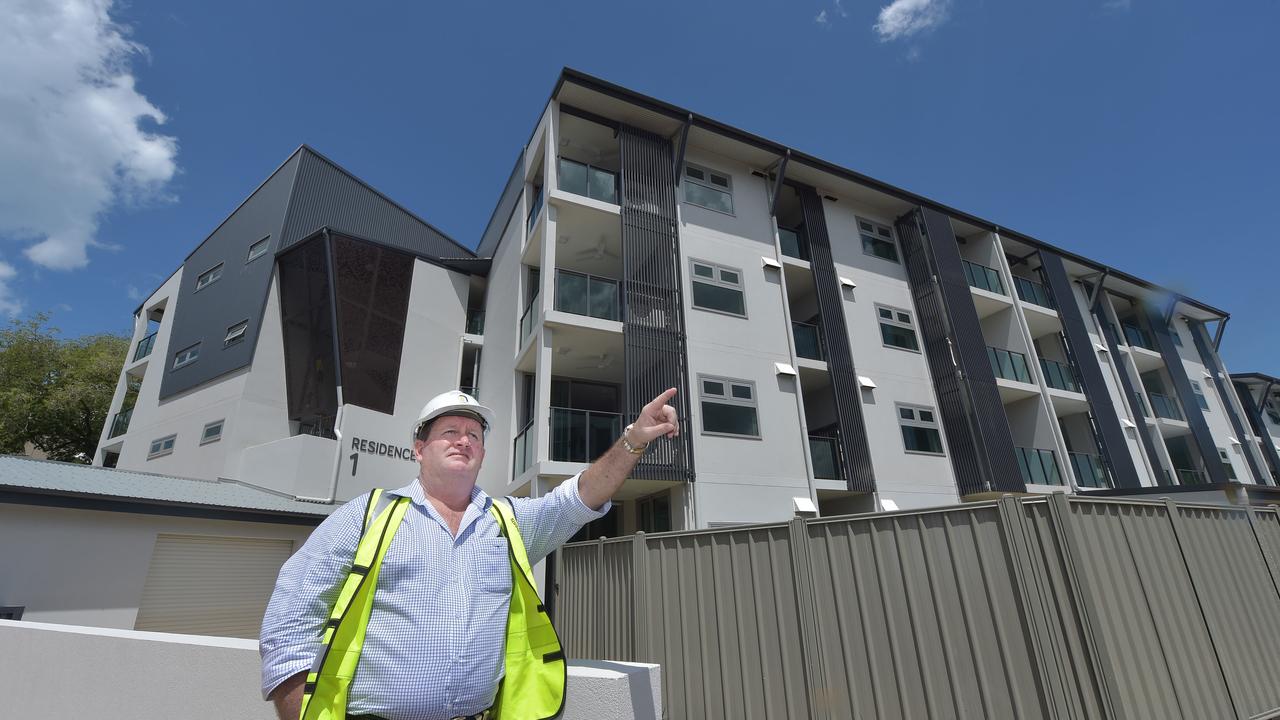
left=261, top=387, right=680, bottom=720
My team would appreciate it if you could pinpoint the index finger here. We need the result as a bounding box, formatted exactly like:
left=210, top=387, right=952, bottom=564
left=644, top=387, right=678, bottom=413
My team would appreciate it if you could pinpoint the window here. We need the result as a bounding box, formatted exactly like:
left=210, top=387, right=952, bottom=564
left=877, top=305, right=920, bottom=352
left=699, top=375, right=760, bottom=437
left=173, top=342, right=200, bottom=370
left=201, top=420, right=225, bottom=445
left=246, top=237, right=270, bottom=263
left=1191, top=380, right=1210, bottom=411
left=1218, top=447, right=1237, bottom=480
left=683, top=163, right=734, bottom=215
left=195, top=263, right=224, bottom=291
left=898, top=404, right=944, bottom=454
left=690, top=260, right=746, bottom=317
left=858, top=217, right=899, bottom=263
left=638, top=492, right=672, bottom=533
left=148, top=434, right=177, bottom=459
left=224, top=320, right=249, bottom=347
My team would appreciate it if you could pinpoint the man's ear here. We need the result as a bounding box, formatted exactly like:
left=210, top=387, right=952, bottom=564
left=412, top=438, right=426, bottom=461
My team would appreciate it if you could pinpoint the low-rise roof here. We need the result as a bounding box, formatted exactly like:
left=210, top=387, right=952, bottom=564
left=0, top=455, right=333, bottom=521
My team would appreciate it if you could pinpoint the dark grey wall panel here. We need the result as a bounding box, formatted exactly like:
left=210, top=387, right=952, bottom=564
left=1235, top=380, right=1280, bottom=484
left=159, top=152, right=302, bottom=399
left=618, top=125, right=695, bottom=482
left=1092, top=298, right=1169, bottom=485
left=896, top=208, right=1023, bottom=496
left=1142, top=305, right=1228, bottom=484
left=279, top=149, right=472, bottom=260
left=1040, top=253, right=1142, bottom=488
left=1189, top=321, right=1268, bottom=485
left=798, top=186, right=875, bottom=492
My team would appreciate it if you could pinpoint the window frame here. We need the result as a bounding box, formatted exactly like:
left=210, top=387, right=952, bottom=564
left=897, top=402, right=945, bottom=456
left=223, top=320, right=249, bottom=348
left=698, top=374, right=761, bottom=439
left=857, top=216, right=900, bottom=264
left=201, top=419, right=225, bottom=445
left=194, top=262, right=224, bottom=292
left=172, top=342, right=201, bottom=370
left=1191, top=380, right=1210, bottom=411
left=147, top=433, right=177, bottom=460
left=876, top=303, right=921, bottom=353
left=682, top=162, right=735, bottom=216
left=689, top=259, right=747, bottom=318
left=246, top=236, right=270, bottom=263
left=1218, top=447, right=1237, bottom=480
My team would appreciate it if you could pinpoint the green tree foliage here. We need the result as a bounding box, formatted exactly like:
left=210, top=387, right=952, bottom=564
left=0, top=314, right=130, bottom=462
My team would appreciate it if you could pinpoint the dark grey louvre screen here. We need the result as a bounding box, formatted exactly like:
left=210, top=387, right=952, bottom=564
left=1142, top=304, right=1228, bottom=484
left=1189, top=320, right=1267, bottom=484
left=896, top=208, right=1023, bottom=495
left=1040, top=253, right=1142, bottom=488
left=618, top=125, right=695, bottom=482
left=798, top=186, right=875, bottom=492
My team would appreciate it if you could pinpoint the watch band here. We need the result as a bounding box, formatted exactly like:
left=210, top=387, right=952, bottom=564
left=622, top=423, right=648, bottom=454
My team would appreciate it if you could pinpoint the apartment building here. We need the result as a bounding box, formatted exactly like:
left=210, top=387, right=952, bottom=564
left=95, top=68, right=1273, bottom=537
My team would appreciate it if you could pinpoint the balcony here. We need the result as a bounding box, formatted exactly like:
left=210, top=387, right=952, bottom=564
left=555, top=270, right=620, bottom=322
left=1040, top=358, right=1080, bottom=393
left=108, top=407, right=133, bottom=439
left=550, top=408, right=622, bottom=463
left=1013, top=277, right=1055, bottom=310
left=519, top=303, right=536, bottom=346
left=1132, top=391, right=1150, bottom=418
left=1148, top=392, right=1184, bottom=421
left=963, top=259, right=1006, bottom=296
left=1121, top=323, right=1156, bottom=351
left=792, top=321, right=824, bottom=361
left=132, top=332, right=157, bottom=362
left=512, top=422, right=534, bottom=478
left=988, top=347, right=1033, bottom=384
left=1176, top=468, right=1207, bottom=485
left=779, top=227, right=809, bottom=261
left=465, top=308, right=485, bottom=336
left=527, top=187, right=544, bottom=235
left=1016, top=446, right=1063, bottom=486
left=559, top=158, right=618, bottom=205
left=809, top=435, right=843, bottom=480
left=1070, top=452, right=1111, bottom=489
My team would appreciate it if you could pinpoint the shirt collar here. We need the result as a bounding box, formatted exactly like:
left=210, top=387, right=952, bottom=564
left=387, top=477, right=492, bottom=513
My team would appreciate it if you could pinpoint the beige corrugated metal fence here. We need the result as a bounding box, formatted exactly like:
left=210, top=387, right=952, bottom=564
left=555, top=495, right=1280, bottom=720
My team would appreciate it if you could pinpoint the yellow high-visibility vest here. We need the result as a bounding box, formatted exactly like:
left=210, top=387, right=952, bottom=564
left=299, top=489, right=567, bottom=720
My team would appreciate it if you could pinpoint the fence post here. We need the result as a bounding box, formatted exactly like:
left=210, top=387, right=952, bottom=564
left=1242, top=506, right=1280, bottom=602
left=787, top=516, right=827, bottom=720
left=1161, top=498, right=1244, bottom=720
left=632, top=530, right=649, bottom=663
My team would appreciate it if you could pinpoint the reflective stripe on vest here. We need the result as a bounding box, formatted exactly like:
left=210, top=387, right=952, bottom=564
left=299, top=489, right=566, bottom=720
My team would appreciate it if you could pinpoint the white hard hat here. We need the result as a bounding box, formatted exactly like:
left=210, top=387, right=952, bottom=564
left=411, top=390, right=496, bottom=445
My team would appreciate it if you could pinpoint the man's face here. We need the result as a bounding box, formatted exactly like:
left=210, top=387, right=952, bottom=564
left=414, top=414, right=486, bottom=482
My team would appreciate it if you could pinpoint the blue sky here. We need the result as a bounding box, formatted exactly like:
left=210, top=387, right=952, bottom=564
left=1, top=0, right=1276, bottom=371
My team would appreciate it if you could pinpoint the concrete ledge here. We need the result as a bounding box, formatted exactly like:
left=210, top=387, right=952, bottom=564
left=0, top=620, right=661, bottom=719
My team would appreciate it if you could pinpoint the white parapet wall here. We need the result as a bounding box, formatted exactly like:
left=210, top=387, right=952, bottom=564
left=0, top=620, right=661, bottom=720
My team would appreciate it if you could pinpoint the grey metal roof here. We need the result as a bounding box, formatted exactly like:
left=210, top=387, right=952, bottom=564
left=0, top=455, right=333, bottom=519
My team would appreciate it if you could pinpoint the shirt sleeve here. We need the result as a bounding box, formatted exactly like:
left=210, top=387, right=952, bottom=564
left=509, top=473, right=610, bottom=565
left=259, top=493, right=368, bottom=700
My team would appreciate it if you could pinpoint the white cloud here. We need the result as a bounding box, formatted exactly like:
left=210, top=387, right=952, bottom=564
left=834, top=0, right=848, bottom=17
left=815, top=9, right=829, bottom=24
left=0, top=261, right=21, bottom=316
left=0, top=0, right=177, bottom=272
left=874, top=0, right=952, bottom=42
left=1103, top=0, right=1131, bottom=12
left=126, top=283, right=142, bottom=301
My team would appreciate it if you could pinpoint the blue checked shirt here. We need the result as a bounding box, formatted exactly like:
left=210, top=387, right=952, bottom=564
left=260, top=473, right=608, bottom=720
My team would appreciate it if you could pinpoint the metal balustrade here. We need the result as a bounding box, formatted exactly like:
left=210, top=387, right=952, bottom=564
left=988, top=346, right=1033, bottom=383
left=1149, top=391, right=1184, bottom=421
left=1014, top=276, right=1055, bottom=309
left=519, top=303, right=535, bottom=345
left=1122, top=323, right=1156, bottom=350
left=133, top=332, right=157, bottom=362
left=1069, top=452, right=1111, bottom=488
left=550, top=408, right=622, bottom=463
left=558, top=157, right=618, bottom=205
left=1040, top=358, right=1079, bottom=392
left=512, top=422, right=533, bottom=478
left=1016, top=446, right=1063, bottom=485
left=962, top=259, right=1006, bottom=295
left=108, top=407, right=132, bottom=438
left=554, top=270, right=620, bottom=321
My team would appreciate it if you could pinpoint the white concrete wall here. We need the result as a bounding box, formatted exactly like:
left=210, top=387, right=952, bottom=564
left=0, top=620, right=661, bottom=720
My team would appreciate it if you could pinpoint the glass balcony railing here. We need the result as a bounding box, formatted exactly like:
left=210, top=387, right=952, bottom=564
left=512, top=422, right=534, bottom=478
left=809, top=435, right=842, bottom=480
left=962, top=259, right=1006, bottom=295
left=1013, top=276, right=1055, bottom=309
left=550, top=408, right=622, bottom=463
left=1070, top=452, right=1111, bottom=489
left=133, top=332, right=157, bottom=362
left=519, top=302, right=536, bottom=345
left=988, top=347, right=1033, bottom=384
left=554, top=270, right=620, bottom=321
left=1148, top=392, right=1184, bottom=421
left=109, top=407, right=133, bottom=438
left=1040, top=358, right=1079, bottom=392
left=1176, top=468, right=1207, bottom=485
left=1121, top=323, right=1156, bottom=351
left=1132, top=391, right=1150, bottom=418
left=558, top=157, right=618, bottom=205
left=1016, top=446, right=1063, bottom=486
left=465, top=308, right=485, bottom=336
left=527, top=187, right=544, bottom=235
left=778, top=227, right=809, bottom=261
left=793, top=321, right=823, bottom=361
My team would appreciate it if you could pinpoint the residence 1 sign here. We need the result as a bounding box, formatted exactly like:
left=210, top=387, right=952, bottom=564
left=348, top=436, right=416, bottom=472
